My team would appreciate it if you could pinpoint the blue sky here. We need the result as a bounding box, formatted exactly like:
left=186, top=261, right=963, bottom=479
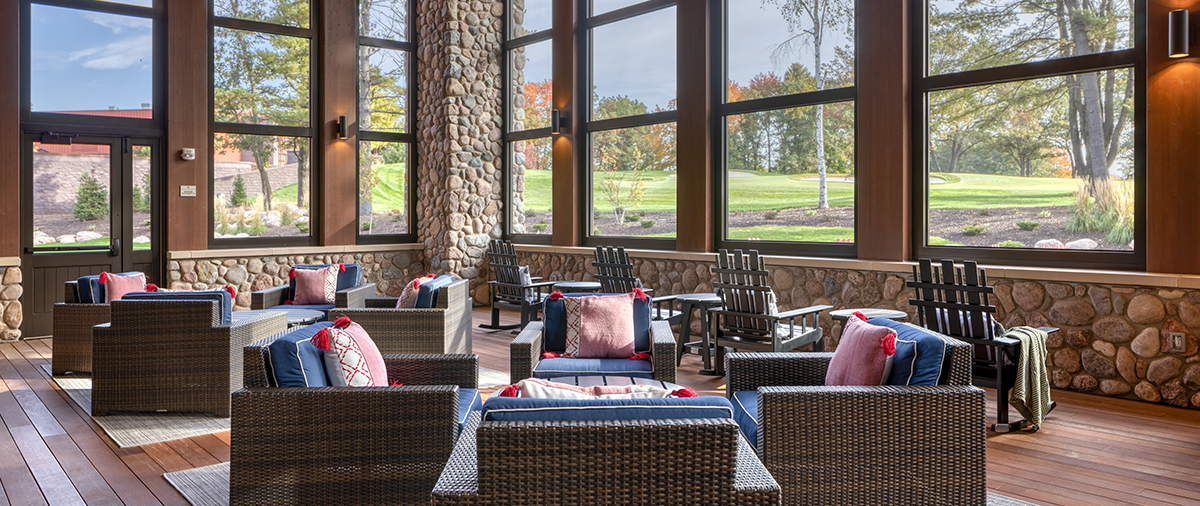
left=30, top=4, right=153, bottom=112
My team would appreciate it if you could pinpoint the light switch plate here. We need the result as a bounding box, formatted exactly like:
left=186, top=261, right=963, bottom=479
left=180, top=185, right=197, bottom=197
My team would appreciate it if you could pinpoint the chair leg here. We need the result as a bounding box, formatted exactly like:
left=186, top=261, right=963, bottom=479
left=478, top=302, right=520, bottom=331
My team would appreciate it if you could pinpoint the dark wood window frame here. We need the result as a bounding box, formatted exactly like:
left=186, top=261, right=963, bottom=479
left=910, top=0, right=1147, bottom=270
left=356, top=0, right=418, bottom=245
left=208, top=3, right=321, bottom=249
left=501, top=6, right=553, bottom=245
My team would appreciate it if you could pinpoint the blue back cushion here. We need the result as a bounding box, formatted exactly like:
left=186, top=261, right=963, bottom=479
left=458, top=388, right=482, bottom=437
left=869, top=318, right=955, bottom=386
left=415, top=274, right=457, bottom=308
left=121, top=290, right=233, bottom=325
left=532, top=357, right=654, bottom=379
left=480, top=396, right=734, bottom=422
left=542, top=293, right=652, bottom=353
left=265, top=322, right=334, bottom=387
left=731, top=390, right=759, bottom=447
left=77, top=271, right=144, bottom=304
left=287, top=264, right=362, bottom=301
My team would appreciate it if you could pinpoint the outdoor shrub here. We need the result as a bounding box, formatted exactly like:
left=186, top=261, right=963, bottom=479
left=977, top=209, right=991, bottom=217
left=1038, top=210, right=1052, bottom=219
left=361, top=221, right=374, bottom=231
left=961, top=224, right=986, bottom=236
left=296, top=222, right=310, bottom=234
left=231, top=175, right=248, bottom=206
left=533, top=223, right=548, bottom=232
left=764, top=211, right=778, bottom=220
left=593, top=228, right=601, bottom=235
left=1068, top=180, right=1134, bottom=245
left=248, top=215, right=267, bottom=236
left=820, top=214, right=834, bottom=223
left=805, top=210, right=818, bottom=216
left=995, top=240, right=1026, bottom=248
left=641, top=219, right=656, bottom=228
left=1016, top=221, right=1042, bottom=231
left=624, top=214, right=641, bottom=222
left=132, top=172, right=151, bottom=212
left=73, top=171, right=109, bottom=221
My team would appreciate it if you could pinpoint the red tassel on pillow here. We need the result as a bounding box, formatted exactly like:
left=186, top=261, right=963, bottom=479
left=632, top=288, right=649, bottom=302
left=672, top=388, right=699, bottom=398
left=333, top=316, right=352, bottom=329
left=283, top=300, right=294, bottom=305
left=225, top=285, right=237, bottom=298
left=98, top=272, right=110, bottom=284
left=310, top=328, right=331, bottom=351
left=852, top=311, right=869, bottom=322
left=497, top=384, right=520, bottom=397
left=542, top=352, right=561, bottom=359
left=145, top=283, right=159, bottom=292
left=628, top=352, right=650, bottom=361
left=338, top=263, right=346, bottom=273
left=882, top=331, right=897, bottom=356
left=289, top=268, right=296, bottom=279
left=548, top=291, right=564, bottom=300
left=389, top=379, right=404, bottom=387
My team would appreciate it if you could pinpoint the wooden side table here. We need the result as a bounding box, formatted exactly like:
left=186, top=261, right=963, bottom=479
left=673, top=293, right=724, bottom=376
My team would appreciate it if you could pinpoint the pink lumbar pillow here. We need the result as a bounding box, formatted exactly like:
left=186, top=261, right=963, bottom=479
left=504, top=378, right=691, bottom=399
left=311, top=316, right=388, bottom=387
left=101, top=272, right=147, bottom=303
left=396, top=274, right=436, bottom=308
left=292, top=264, right=340, bottom=305
left=825, top=311, right=898, bottom=386
left=563, top=293, right=635, bottom=358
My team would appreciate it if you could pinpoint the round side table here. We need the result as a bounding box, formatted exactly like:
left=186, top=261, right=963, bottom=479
left=673, top=292, right=725, bottom=376
left=553, top=281, right=602, bottom=293
left=830, top=308, right=909, bottom=324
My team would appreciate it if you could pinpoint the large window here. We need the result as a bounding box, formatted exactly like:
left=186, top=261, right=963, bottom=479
left=358, top=0, right=414, bottom=239
left=720, top=0, right=856, bottom=252
left=211, top=1, right=314, bottom=243
left=585, top=1, right=677, bottom=243
left=918, top=0, right=1143, bottom=265
left=506, top=1, right=553, bottom=238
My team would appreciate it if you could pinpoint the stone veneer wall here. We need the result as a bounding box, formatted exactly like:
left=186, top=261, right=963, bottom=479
left=164, top=250, right=425, bottom=310
left=0, top=267, right=22, bottom=340
left=517, top=251, right=1200, bottom=410
left=416, top=0, right=505, bottom=294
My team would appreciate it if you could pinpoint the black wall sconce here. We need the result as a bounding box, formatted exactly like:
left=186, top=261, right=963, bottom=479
left=1170, top=9, right=1192, bottom=58
left=336, top=115, right=348, bottom=139
left=551, top=109, right=570, bottom=134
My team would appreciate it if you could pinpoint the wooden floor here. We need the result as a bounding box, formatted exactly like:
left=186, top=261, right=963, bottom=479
left=0, top=307, right=1196, bottom=505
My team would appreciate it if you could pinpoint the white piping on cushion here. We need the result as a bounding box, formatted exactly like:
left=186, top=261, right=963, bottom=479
left=482, top=405, right=734, bottom=421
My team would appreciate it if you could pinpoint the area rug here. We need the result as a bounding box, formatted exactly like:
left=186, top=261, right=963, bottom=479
left=479, top=367, right=510, bottom=388
left=164, top=461, right=1041, bottom=506
left=41, top=364, right=231, bottom=449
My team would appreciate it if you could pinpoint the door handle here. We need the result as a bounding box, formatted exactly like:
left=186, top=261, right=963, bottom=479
left=110, top=239, right=120, bottom=257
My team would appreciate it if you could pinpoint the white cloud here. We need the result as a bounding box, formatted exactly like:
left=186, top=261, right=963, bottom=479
left=69, top=34, right=153, bottom=70
left=82, top=11, right=151, bottom=34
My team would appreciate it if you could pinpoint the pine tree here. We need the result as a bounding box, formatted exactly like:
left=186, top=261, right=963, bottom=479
left=73, top=171, right=109, bottom=221
left=231, top=175, right=248, bottom=207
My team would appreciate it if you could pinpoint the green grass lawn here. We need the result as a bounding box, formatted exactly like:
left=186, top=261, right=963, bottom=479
left=270, top=162, right=407, bottom=212
left=36, top=237, right=151, bottom=250
left=726, top=225, right=854, bottom=243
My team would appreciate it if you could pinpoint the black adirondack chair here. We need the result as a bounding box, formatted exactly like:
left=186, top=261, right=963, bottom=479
left=479, top=240, right=555, bottom=331
left=908, top=258, right=1058, bottom=432
left=592, top=245, right=682, bottom=325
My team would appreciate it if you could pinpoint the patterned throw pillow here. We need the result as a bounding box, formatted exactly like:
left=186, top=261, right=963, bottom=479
left=310, top=316, right=388, bottom=387
left=396, top=274, right=436, bottom=308
left=502, top=378, right=690, bottom=399
left=293, top=264, right=340, bottom=305
left=564, top=293, right=636, bottom=358
left=101, top=272, right=147, bottom=303
left=825, top=312, right=898, bottom=386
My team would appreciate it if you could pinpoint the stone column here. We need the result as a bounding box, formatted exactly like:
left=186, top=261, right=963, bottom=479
left=417, top=0, right=505, bottom=298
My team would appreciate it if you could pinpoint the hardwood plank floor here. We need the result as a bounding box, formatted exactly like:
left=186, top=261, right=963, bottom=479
left=0, top=307, right=1193, bottom=505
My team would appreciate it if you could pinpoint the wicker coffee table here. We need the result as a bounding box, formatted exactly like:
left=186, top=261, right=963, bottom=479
left=233, top=308, right=324, bottom=328
left=549, top=375, right=682, bottom=391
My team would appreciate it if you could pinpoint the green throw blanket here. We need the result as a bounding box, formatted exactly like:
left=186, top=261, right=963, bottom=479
left=1004, top=326, right=1051, bottom=429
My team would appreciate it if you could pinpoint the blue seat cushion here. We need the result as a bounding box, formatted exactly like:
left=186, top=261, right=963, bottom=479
left=77, top=271, right=144, bottom=304
left=458, top=388, right=482, bottom=436
left=415, top=274, right=457, bottom=308
left=870, top=318, right=956, bottom=386
left=122, top=290, right=233, bottom=325
left=270, top=304, right=334, bottom=315
left=287, top=264, right=362, bottom=301
left=731, top=390, right=759, bottom=447
left=481, top=396, right=734, bottom=422
left=264, top=322, right=334, bottom=387
left=542, top=293, right=652, bottom=353
left=533, top=357, right=653, bottom=379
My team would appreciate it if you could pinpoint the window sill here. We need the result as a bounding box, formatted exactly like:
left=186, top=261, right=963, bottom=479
left=168, top=243, right=423, bottom=260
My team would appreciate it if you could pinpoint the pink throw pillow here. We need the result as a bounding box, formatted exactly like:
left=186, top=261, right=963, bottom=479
left=311, top=317, right=389, bottom=387
left=396, top=274, right=436, bottom=308
left=293, top=265, right=339, bottom=305
left=825, top=312, right=898, bottom=386
left=102, top=272, right=147, bottom=303
left=564, top=293, right=635, bottom=358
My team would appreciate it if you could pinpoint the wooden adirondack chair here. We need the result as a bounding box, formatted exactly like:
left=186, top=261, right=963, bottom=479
left=592, top=245, right=682, bottom=324
left=710, top=249, right=831, bottom=375
left=908, top=258, right=1058, bottom=432
left=479, top=240, right=555, bottom=331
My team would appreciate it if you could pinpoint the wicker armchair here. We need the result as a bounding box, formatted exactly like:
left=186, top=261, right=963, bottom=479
left=232, top=333, right=480, bottom=506
left=328, top=278, right=473, bottom=355
left=725, top=343, right=987, bottom=506
left=431, top=413, right=781, bottom=505
left=592, top=245, right=682, bottom=323
left=510, top=319, right=677, bottom=383
left=91, top=299, right=287, bottom=417
left=51, top=280, right=110, bottom=375
left=251, top=263, right=375, bottom=311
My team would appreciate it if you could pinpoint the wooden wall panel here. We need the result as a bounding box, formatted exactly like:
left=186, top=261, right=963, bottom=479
left=855, top=0, right=911, bottom=262
left=1147, top=1, right=1200, bottom=274
left=0, top=0, right=19, bottom=257
left=321, top=0, right=358, bottom=246
left=165, top=0, right=210, bottom=252
left=552, top=0, right=580, bottom=246
left=675, top=0, right=713, bottom=253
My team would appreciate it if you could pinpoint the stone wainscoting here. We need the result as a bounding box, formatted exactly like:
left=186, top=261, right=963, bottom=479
left=0, top=267, right=22, bottom=341
left=165, top=251, right=425, bottom=311
left=512, top=250, right=1200, bottom=410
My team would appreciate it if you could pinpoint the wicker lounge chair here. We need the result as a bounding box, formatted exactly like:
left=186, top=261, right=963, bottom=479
left=90, top=298, right=287, bottom=417
left=232, top=332, right=480, bottom=506
left=251, top=263, right=376, bottom=312
left=510, top=315, right=677, bottom=383
left=51, top=279, right=112, bottom=375
left=328, top=278, right=473, bottom=355
left=592, top=245, right=682, bottom=323
left=725, top=339, right=987, bottom=505
left=480, top=240, right=555, bottom=331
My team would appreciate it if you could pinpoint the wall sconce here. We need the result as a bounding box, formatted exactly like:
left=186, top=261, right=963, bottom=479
left=336, top=115, right=348, bottom=139
left=551, top=109, right=570, bottom=134
left=1170, top=9, right=1192, bottom=58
